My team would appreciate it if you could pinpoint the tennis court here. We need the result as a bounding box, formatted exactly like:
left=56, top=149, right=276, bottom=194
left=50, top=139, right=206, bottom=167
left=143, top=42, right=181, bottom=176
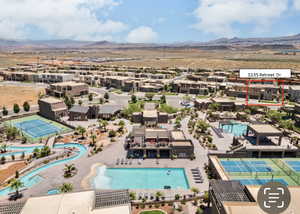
left=221, top=160, right=273, bottom=173
left=285, top=160, right=300, bottom=172
left=6, top=115, right=72, bottom=141
left=234, top=178, right=288, bottom=186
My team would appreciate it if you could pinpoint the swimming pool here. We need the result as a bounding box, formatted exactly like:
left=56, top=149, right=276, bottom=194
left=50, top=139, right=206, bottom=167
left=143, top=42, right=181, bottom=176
left=47, top=189, right=60, bottom=195
left=92, top=167, right=190, bottom=190
left=0, top=143, right=87, bottom=196
left=221, top=123, right=247, bottom=136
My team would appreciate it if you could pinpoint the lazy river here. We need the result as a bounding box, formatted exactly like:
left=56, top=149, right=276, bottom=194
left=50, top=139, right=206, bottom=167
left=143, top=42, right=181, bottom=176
left=0, top=143, right=87, bottom=196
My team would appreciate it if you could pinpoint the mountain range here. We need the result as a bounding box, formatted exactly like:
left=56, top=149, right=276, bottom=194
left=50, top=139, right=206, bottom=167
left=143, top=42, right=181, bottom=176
left=1, top=34, right=300, bottom=50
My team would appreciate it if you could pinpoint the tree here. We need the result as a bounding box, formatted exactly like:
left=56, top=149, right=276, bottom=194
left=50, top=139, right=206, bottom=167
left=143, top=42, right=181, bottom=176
left=98, top=120, right=108, bottom=132
left=196, top=120, right=210, bottom=133
left=10, top=178, right=24, bottom=198
left=208, top=103, right=220, bottom=111
left=63, top=164, right=77, bottom=178
left=78, top=100, right=83, bottom=106
left=99, top=98, right=104, bottom=104
left=104, top=92, right=109, bottom=100
left=23, top=101, right=30, bottom=112
left=88, top=93, right=93, bottom=101
left=64, top=96, right=72, bottom=109
left=129, top=192, right=136, bottom=200
left=191, top=187, right=199, bottom=196
left=175, top=194, right=180, bottom=200
left=40, top=146, right=51, bottom=157
left=2, top=106, right=8, bottom=116
left=203, top=191, right=209, bottom=203
left=5, top=126, right=19, bottom=140
left=160, top=95, right=166, bottom=104
left=90, top=134, right=97, bottom=146
left=70, top=97, right=75, bottom=105
left=15, top=170, right=19, bottom=178
left=131, top=95, right=137, bottom=103
left=13, top=104, right=20, bottom=114
left=76, top=126, right=86, bottom=138
left=145, top=92, right=154, bottom=101
left=109, top=130, right=116, bottom=138
left=33, top=148, right=40, bottom=158
left=59, top=183, right=73, bottom=193
left=155, top=191, right=163, bottom=201
left=0, top=144, right=7, bottom=153
left=0, top=156, right=5, bottom=164
left=21, top=152, right=25, bottom=160
left=11, top=154, right=15, bottom=161
left=196, top=208, right=204, bottom=214
left=118, top=120, right=125, bottom=127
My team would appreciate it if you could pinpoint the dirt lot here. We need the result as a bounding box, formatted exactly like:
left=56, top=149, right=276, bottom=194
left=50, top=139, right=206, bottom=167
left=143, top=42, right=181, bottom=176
left=0, top=85, right=44, bottom=109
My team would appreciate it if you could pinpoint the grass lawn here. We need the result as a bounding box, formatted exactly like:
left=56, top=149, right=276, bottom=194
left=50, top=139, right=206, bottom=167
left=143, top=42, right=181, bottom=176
left=140, top=210, right=165, bottom=214
left=159, top=104, right=178, bottom=114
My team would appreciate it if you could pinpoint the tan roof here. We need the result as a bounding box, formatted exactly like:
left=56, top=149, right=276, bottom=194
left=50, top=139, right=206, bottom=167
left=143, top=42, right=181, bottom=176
left=249, top=124, right=282, bottom=135
left=143, top=110, right=157, bottom=118
left=39, top=97, right=63, bottom=104
left=51, top=81, right=86, bottom=86
left=171, top=141, right=192, bottom=147
left=171, top=131, right=186, bottom=140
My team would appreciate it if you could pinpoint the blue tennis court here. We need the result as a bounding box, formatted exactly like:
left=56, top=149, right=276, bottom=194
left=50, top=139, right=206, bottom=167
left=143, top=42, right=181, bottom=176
left=15, top=119, right=62, bottom=138
left=285, top=161, right=300, bottom=172
left=221, top=160, right=272, bottom=172
left=234, top=178, right=288, bottom=186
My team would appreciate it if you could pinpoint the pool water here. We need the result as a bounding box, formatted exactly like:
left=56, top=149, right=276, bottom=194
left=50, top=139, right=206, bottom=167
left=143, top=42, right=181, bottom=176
left=0, top=143, right=87, bottom=196
left=222, top=123, right=248, bottom=136
left=47, top=189, right=60, bottom=195
left=93, top=167, right=190, bottom=190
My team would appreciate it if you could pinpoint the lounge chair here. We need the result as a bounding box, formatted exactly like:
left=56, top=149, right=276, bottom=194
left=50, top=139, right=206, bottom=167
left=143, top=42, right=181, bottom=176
left=144, top=193, right=149, bottom=199
left=129, top=159, right=132, bottom=165
left=116, top=158, right=120, bottom=165
left=138, top=193, right=143, bottom=200
left=150, top=193, right=155, bottom=200
left=120, top=158, right=124, bottom=165
left=125, top=159, right=128, bottom=165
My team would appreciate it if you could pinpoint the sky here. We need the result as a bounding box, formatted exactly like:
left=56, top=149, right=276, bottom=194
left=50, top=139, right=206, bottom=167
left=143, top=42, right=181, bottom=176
left=0, top=0, right=300, bottom=43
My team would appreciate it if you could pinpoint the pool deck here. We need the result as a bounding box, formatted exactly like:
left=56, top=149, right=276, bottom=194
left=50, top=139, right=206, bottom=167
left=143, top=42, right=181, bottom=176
left=0, top=117, right=210, bottom=201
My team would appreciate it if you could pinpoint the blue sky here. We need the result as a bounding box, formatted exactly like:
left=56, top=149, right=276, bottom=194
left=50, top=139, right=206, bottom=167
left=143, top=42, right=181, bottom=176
left=0, top=0, right=300, bottom=43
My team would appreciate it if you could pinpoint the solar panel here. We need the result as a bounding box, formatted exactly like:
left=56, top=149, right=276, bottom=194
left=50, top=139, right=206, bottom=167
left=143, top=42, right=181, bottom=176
left=94, top=190, right=130, bottom=209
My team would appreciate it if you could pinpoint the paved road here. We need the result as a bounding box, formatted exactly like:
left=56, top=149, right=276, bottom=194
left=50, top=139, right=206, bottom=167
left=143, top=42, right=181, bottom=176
left=89, top=87, right=130, bottom=107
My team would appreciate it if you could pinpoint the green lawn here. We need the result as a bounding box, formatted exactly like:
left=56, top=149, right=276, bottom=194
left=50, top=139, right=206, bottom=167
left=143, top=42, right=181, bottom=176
left=140, top=210, right=165, bottom=214
left=159, top=104, right=178, bottom=114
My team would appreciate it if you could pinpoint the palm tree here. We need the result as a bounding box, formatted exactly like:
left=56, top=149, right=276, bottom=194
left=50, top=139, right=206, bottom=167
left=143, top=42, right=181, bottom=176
left=90, top=134, right=97, bottom=146
left=0, top=144, right=7, bottom=153
left=98, top=119, right=108, bottom=132
left=63, top=164, right=77, bottom=178
left=10, top=179, right=24, bottom=198
left=59, top=183, right=73, bottom=193
left=155, top=191, right=163, bottom=201
left=76, top=126, right=86, bottom=139
left=191, top=187, right=200, bottom=196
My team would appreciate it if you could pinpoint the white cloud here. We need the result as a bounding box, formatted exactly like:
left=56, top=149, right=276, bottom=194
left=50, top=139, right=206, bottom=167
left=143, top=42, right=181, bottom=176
left=293, top=0, right=300, bottom=10
left=192, top=0, right=289, bottom=37
left=0, top=0, right=126, bottom=40
left=126, top=26, right=158, bottom=43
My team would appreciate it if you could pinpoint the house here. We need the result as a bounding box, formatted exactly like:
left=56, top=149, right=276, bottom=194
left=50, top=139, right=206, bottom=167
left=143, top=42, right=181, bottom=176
left=171, top=80, right=209, bottom=95
left=289, top=85, right=300, bottom=102
left=99, top=104, right=122, bottom=119
left=68, top=105, right=99, bottom=121
left=0, top=190, right=131, bottom=214
left=38, top=97, right=68, bottom=120
left=46, top=81, right=89, bottom=97
left=127, top=126, right=194, bottom=159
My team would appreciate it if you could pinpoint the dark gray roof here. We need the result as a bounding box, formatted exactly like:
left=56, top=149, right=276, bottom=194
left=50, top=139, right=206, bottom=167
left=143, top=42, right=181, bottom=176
left=69, top=105, right=89, bottom=114
left=94, top=189, right=130, bottom=209
left=0, top=201, right=26, bottom=214
left=99, top=104, right=122, bottom=114
left=210, top=180, right=253, bottom=202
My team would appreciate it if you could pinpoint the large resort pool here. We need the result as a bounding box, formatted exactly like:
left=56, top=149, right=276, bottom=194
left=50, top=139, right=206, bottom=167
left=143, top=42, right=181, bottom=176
left=92, top=167, right=190, bottom=190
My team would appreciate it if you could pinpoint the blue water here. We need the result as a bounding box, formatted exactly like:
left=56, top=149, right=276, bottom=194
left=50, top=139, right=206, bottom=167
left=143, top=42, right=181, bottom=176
left=47, top=189, right=60, bottom=195
left=14, top=119, right=62, bottom=138
left=222, top=123, right=248, bottom=136
left=0, top=143, right=87, bottom=196
left=235, top=178, right=288, bottom=186
left=93, top=167, right=190, bottom=189
left=221, top=160, right=272, bottom=172
left=0, top=145, right=45, bottom=158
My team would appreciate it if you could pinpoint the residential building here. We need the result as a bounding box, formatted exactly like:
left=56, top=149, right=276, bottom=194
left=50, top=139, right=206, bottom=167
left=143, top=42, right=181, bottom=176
left=46, top=81, right=89, bottom=97
left=98, top=104, right=122, bottom=119
left=127, top=126, right=194, bottom=159
left=69, top=105, right=99, bottom=121
left=172, top=80, right=209, bottom=95
left=0, top=190, right=131, bottom=214
left=38, top=97, right=68, bottom=120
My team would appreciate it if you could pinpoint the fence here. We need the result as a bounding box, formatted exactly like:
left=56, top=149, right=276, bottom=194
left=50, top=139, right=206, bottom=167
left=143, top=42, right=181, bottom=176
left=272, top=159, right=300, bottom=185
